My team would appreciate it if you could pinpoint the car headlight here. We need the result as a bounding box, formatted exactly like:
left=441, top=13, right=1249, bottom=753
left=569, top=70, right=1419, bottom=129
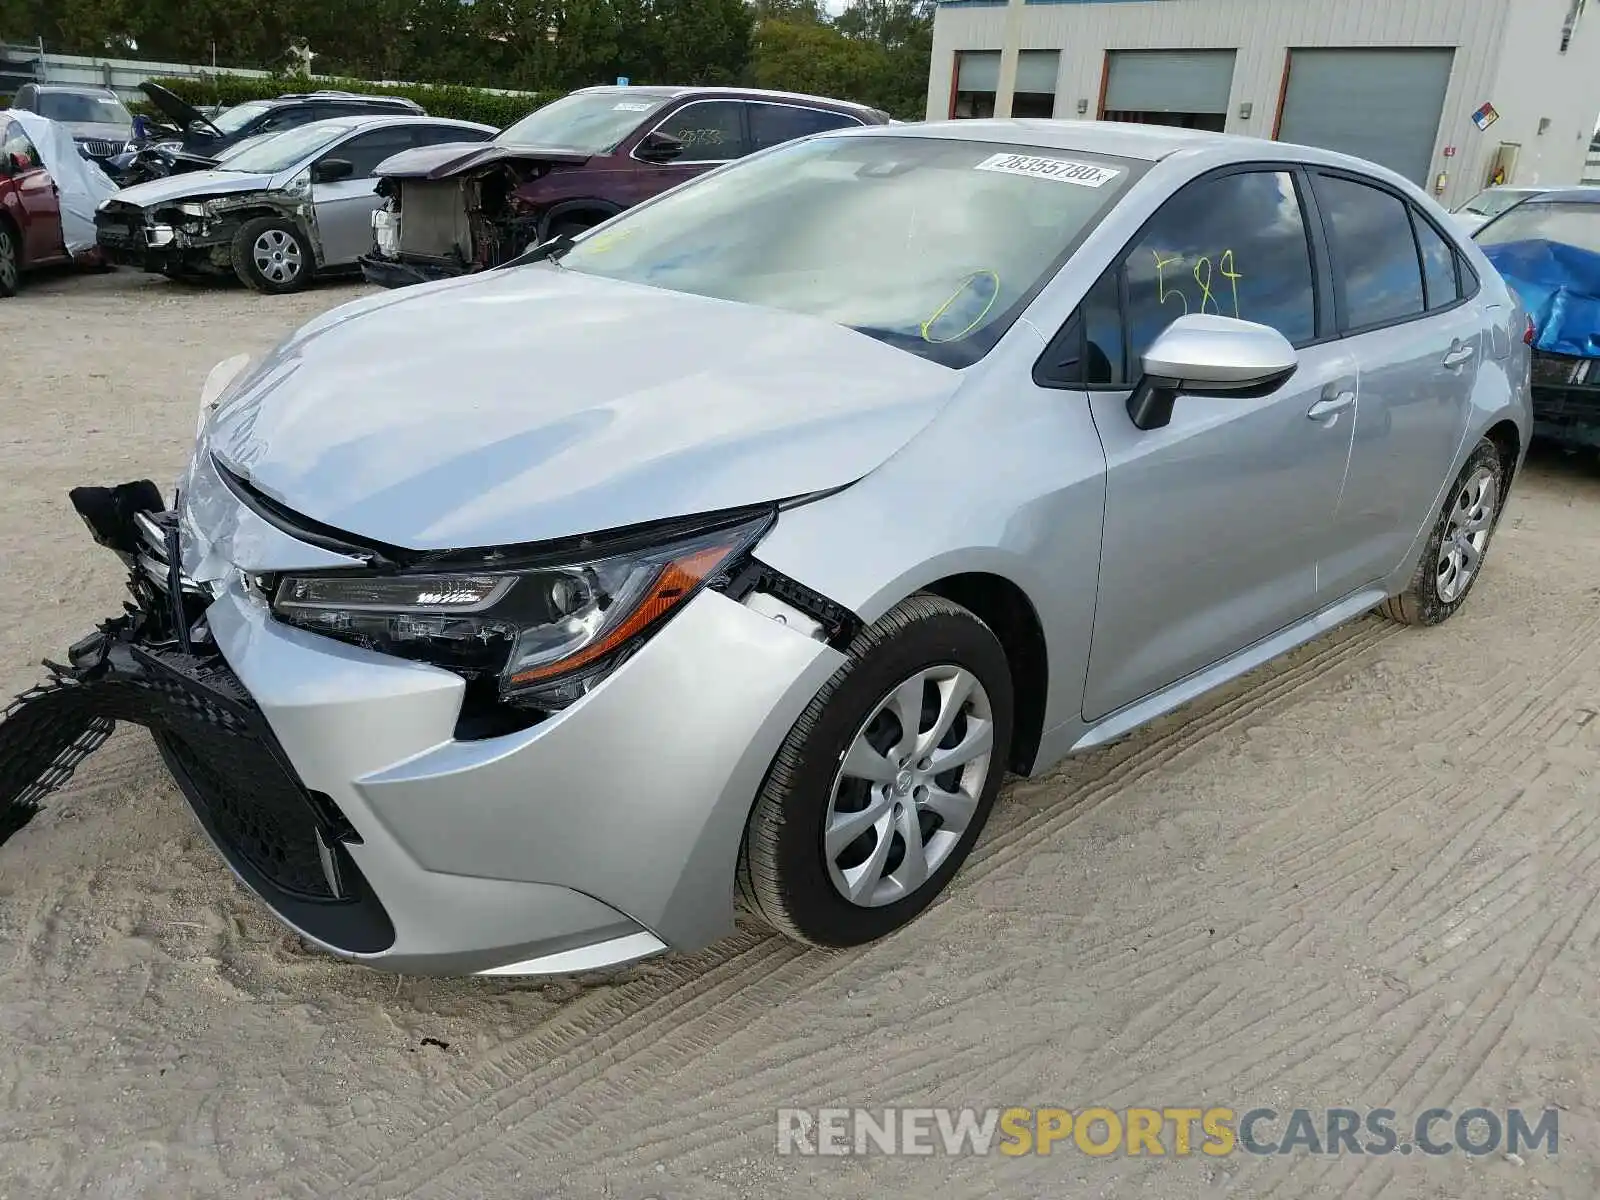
left=177, top=201, right=210, bottom=218
left=269, top=513, right=771, bottom=709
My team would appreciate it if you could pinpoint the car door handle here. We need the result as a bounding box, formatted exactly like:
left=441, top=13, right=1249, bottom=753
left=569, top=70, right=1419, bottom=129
left=1443, top=343, right=1476, bottom=368
left=1307, top=391, right=1356, bottom=420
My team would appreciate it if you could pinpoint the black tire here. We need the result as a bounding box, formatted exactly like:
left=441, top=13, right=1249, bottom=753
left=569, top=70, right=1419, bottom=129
left=547, top=217, right=599, bottom=242
left=739, top=593, right=1015, bottom=948
left=231, top=216, right=313, bottom=294
left=1380, top=437, right=1505, bottom=627
left=0, top=220, right=20, bottom=298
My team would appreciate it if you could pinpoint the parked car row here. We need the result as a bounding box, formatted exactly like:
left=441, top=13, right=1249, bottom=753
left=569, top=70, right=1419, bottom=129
left=359, top=84, right=892, bottom=287
left=96, top=114, right=497, bottom=292
left=7, top=81, right=894, bottom=295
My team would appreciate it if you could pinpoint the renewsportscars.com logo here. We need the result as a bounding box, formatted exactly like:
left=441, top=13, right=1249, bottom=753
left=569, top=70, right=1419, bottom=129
left=776, top=1106, right=1559, bottom=1158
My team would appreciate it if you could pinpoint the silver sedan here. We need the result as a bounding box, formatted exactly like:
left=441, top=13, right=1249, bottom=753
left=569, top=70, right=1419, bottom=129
left=93, top=114, right=496, bottom=292
left=5, top=120, right=1532, bottom=976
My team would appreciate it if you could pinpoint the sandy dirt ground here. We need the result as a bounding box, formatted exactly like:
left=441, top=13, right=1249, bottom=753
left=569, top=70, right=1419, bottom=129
left=2, top=267, right=1599, bottom=1200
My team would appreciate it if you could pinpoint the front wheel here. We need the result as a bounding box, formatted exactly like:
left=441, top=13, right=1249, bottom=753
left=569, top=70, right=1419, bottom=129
left=231, top=216, right=312, bottom=294
left=1380, top=437, right=1505, bottom=626
left=739, top=594, right=1014, bottom=948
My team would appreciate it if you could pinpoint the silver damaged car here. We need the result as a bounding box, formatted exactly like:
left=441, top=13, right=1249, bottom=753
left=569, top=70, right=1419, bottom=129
left=0, top=121, right=1532, bottom=976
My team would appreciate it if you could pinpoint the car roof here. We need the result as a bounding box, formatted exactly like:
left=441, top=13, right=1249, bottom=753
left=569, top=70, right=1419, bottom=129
left=568, top=84, right=885, bottom=119
left=34, top=83, right=119, bottom=95
left=836, top=118, right=1303, bottom=162
left=826, top=117, right=1475, bottom=188
left=266, top=92, right=420, bottom=108
left=296, top=114, right=497, bottom=136
left=1515, top=186, right=1600, bottom=204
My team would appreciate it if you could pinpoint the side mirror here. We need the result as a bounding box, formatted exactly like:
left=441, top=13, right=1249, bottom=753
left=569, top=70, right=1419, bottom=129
left=635, top=130, right=684, bottom=163
left=1127, top=314, right=1299, bottom=431
left=312, top=157, right=355, bottom=183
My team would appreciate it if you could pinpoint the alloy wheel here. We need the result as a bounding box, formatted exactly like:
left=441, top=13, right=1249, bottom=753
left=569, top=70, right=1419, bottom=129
left=823, top=665, right=995, bottom=908
left=252, top=229, right=303, bottom=285
left=1437, top=464, right=1498, bottom=604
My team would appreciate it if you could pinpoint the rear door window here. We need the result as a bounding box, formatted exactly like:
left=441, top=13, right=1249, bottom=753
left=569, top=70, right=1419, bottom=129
left=747, top=103, right=862, bottom=153
left=1314, top=174, right=1426, bottom=331
left=328, top=128, right=424, bottom=177
left=650, top=101, right=748, bottom=162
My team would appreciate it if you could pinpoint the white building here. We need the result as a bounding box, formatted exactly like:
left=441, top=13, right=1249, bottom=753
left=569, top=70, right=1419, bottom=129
left=926, top=0, right=1600, bottom=210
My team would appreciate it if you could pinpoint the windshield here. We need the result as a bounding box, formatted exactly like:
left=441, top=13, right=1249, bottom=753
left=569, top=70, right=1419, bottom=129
left=209, top=100, right=275, bottom=135
left=1475, top=202, right=1600, bottom=255
left=497, top=91, right=667, bottom=153
left=217, top=123, right=346, bottom=174
left=37, top=91, right=130, bottom=125
left=557, top=134, right=1138, bottom=365
left=1461, top=189, right=1529, bottom=219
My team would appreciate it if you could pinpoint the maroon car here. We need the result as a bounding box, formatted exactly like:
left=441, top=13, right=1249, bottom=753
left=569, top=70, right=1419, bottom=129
left=360, top=85, right=890, bottom=288
left=0, top=115, right=72, bottom=297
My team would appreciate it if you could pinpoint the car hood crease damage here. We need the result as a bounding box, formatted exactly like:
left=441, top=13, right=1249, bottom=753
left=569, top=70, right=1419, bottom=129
left=203, top=265, right=963, bottom=551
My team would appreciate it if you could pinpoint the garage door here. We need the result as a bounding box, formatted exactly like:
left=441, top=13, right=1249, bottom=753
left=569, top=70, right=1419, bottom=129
left=1277, top=49, right=1454, bottom=185
left=1103, top=50, right=1236, bottom=115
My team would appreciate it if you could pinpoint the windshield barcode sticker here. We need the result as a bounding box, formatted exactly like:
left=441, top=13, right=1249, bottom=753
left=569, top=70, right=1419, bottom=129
left=613, top=101, right=655, bottom=112
left=974, top=153, right=1121, bottom=187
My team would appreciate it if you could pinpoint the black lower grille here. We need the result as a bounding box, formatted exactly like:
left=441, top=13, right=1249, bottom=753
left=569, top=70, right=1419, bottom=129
left=159, top=728, right=336, bottom=900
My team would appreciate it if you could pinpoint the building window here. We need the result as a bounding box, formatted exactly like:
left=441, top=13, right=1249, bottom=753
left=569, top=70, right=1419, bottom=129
left=1013, top=50, right=1059, bottom=118
left=952, top=49, right=1000, bottom=119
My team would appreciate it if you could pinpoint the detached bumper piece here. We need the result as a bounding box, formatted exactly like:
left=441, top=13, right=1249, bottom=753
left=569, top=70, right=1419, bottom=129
left=0, top=482, right=394, bottom=955
left=358, top=253, right=463, bottom=290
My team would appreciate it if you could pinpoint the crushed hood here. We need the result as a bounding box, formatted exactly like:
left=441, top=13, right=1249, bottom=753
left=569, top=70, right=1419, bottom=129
left=62, top=120, right=131, bottom=144
left=204, top=266, right=961, bottom=551
left=376, top=140, right=590, bottom=181
left=109, top=168, right=278, bottom=208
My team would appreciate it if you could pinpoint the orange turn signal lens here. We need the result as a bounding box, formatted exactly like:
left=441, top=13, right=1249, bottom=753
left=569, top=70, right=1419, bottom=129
left=507, top=542, right=735, bottom=686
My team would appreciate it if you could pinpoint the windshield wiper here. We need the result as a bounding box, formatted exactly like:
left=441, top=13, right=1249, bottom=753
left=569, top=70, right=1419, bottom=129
left=497, top=232, right=575, bottom=271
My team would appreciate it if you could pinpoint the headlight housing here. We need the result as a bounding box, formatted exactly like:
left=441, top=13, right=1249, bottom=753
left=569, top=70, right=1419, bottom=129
left=270, top=514, right=771, bottom=709
left=177, top=201, right=210, bottom=218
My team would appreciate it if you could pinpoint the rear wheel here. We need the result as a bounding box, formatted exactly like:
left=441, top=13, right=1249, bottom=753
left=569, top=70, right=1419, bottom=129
left=232, top=216, right=312, bottom=294
left=546, top=216, right=600, bottom=242
left=739, top=594, right=1014, bottom=947
left=1380, top=437, right=1504, bottom=626
left=0, top=222, right=20, bottom=298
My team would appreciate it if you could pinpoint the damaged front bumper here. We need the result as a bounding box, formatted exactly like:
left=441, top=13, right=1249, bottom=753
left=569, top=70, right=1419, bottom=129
left=1, top=466, right=847, bottom=976
left=358, top=252, right=465, bottom=289
left=95, top=205, right=232, bottom=275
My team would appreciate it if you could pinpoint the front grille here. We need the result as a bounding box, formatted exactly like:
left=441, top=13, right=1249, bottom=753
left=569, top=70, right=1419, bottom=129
left=78, top=138, right=120, bottom=158
left=95, top=210, right=144, bottom=249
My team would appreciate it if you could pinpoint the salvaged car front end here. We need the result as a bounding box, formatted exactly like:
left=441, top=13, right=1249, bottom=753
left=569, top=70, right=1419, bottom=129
left=96, top=175, right=317, bottom=278
left=359, top=142, right=592, bottom=287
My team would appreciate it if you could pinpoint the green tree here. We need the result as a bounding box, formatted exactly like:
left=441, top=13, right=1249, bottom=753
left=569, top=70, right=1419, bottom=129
left=747, top=17, right=886, bottom=105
